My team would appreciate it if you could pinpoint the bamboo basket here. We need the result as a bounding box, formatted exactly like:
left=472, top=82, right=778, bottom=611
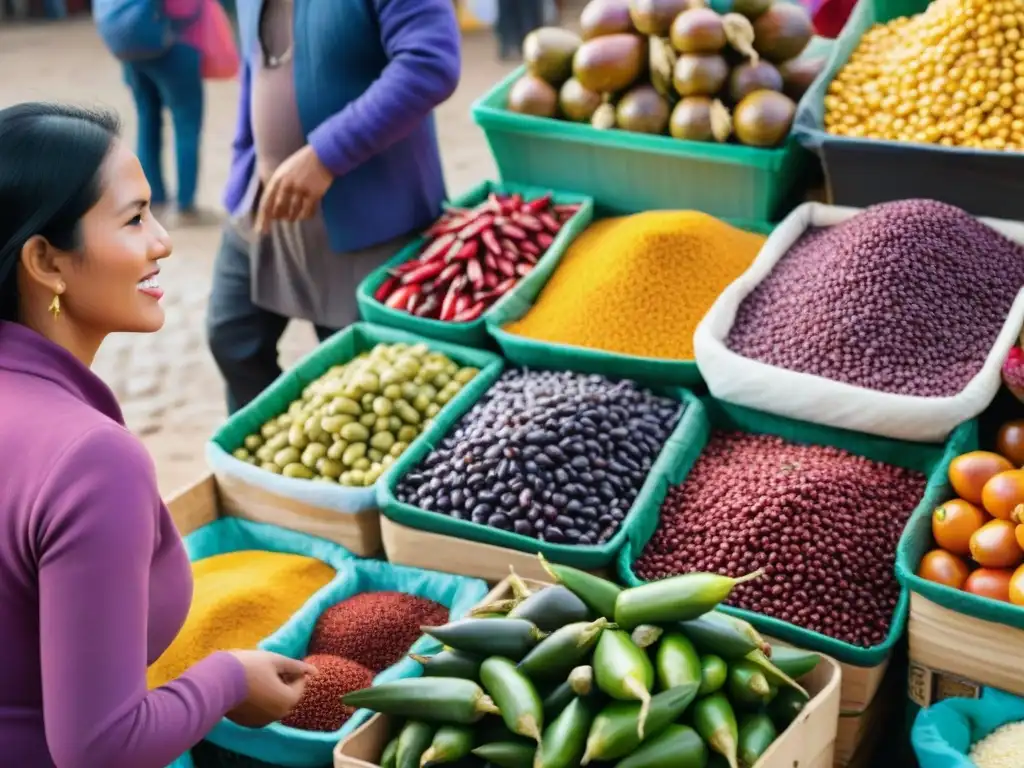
left=332, top=578, right=842, bottom=768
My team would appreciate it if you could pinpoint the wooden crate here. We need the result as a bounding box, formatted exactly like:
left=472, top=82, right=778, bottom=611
left=908, top=592, right=1024, bottom=700
left=167, top=474, right=224, bottom=536
left=332, top=578, right=842, bottom=768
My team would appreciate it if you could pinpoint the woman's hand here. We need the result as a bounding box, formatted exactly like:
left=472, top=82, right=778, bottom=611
left=254, top=145, right=334, bottom=233
left=225, top=650, right=317, bottom=728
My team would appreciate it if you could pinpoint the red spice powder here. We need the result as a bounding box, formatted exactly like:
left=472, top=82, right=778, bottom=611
left=281, top=654, right=375, bottom=732
left=308, top=591, right=449, bottom=672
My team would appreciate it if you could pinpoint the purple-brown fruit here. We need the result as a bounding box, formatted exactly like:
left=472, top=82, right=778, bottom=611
left=507, top=74, right=559, bottom=118
left=580, top=0, right=636, bottom=39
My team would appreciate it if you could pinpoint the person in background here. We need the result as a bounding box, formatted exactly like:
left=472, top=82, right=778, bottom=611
left=110, top=0, right=208, bottom=223
left=496, top=0, right=545, bottom=60
left=206, top=0, right=460, bottom=414
left=0, top=103, right=313, bottom=768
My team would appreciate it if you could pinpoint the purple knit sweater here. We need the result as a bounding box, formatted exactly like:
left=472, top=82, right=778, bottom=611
left=0, top=321, right=247, bottom=767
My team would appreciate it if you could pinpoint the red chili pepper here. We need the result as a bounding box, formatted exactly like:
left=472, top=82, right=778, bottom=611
left=466, top=258, right=485, bottom=290
left=516, top=248, right=538, bottom=264
left=458, top=214, right=494, bottom=241
left=499, top=223, right=528, bottom=240
left=427, top=215, right=469, bottom=237
left=480, top=228, right=502, bottom=257
left=499, top=196, right=518, bottom=215
left=401, top=258, right=447, bottom=285
left=384, top=284, right=419, bottom=310
left=492, top=277, right=517, bottom=297
left=484, top=251, right=498, bottom=271
left=439, top=277, right=463, bottom=321
left=495, top=257, right=517, bottom=278
left=500, top=238, right=520, bottom=256
left=453, top=301, right=485, bottom=323
left=414, top=295, right=440, bottom=318
left=448, top=239, right=479, bottom=263
left=407, top=290, right=422, bottom=314
left=515, top=263, right=535, bottom=277
left=374, top=275, right=398, bottom=302
left=454, top=294, right=471, bottom=315
left=512, top=212, right=545, bottom=232
left=522, top=193, right=553, bottom=214
left=553, top=203, right=580, bottom=216
left=442, top=238, right=464, bottom=262
left=436, top=261, right=462, bottom=285
left=538, top=213, right=562, bottom=235
left=483, top=271, right=500, bottom=289
left=519, top=239, right=541, bottom=256
left=418, top=232, right=457, bottom=263
left=393, top=259, right=421, bottom=275
left=536, top=233, right=554, bottom=249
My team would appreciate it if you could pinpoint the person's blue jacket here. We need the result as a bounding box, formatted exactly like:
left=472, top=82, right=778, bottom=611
left=224, top=0, right=460, bottom=252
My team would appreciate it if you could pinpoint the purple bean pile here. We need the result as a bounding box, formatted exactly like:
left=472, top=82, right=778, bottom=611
left=725, top=200, right=1024, bottom=397
left=633, top=431, right=927, bottom=647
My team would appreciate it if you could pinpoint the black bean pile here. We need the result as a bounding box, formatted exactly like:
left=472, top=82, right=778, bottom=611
left=725, top=199, right=1024, bottom=397
left=396, top=369, right=682, bottom=546
left=633, top=431, right=927, bottom=647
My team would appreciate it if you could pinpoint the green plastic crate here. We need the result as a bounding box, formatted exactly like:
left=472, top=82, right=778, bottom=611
left=356, top=180, right=594, bottom=348
left=616, top=397, right=976, bottom=666
left=471, top=67, right=814, bottom=221
left=485, top=218, right=774, bottom=388
left=378, top=376, right=702, bottom=571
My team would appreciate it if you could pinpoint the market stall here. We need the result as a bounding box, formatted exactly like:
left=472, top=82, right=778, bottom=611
left=144, top=0, right=1024, bottom=766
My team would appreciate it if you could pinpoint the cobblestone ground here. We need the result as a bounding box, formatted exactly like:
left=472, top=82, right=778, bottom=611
left=0, top=15, right=561, bottom=495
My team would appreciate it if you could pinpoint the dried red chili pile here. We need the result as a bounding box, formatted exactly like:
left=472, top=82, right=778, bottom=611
left=372, top=192, right=581, bottom=323
left=308, top=591, right=449, bottom=672
left=282, top=654, right=375, bottom=733
left=633, top=431, right=927, bottom=647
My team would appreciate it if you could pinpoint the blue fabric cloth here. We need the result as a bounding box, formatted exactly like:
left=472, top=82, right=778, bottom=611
left=912, top=689, right=1024, bottom=768
left=223, top=0, right=460, bottom=253
left=123, top=43, right=204, bottom=209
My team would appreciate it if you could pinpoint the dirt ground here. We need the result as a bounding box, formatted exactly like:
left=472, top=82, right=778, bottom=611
left=0, top=14, right=565, bottom=495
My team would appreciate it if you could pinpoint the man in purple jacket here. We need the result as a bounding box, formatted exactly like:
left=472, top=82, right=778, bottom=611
left=206, top=0, right=460, bottom=413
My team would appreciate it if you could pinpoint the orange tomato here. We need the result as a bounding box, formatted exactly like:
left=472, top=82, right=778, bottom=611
left=969, top=519, right=1024, bottom=568
left=917, top=549, right=971, bottom=590
left=949, top=451, right=1014, bottom=505
left=981, top=469, right=1024, bottom=520
left=964, top=568, right=1014, bottom=602
left=932, top=499, right=988, bottom=555
left=1017, top=523, right=1024, bottom=552
left=997, top=420, right=1024, bottom=466
left=1010, top=564, right=1024, bottom=606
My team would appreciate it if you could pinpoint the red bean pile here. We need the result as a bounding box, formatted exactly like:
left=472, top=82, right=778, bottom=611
left=308, top=591, right=449, bottom=672
left=633, top=431, right=927, bottom=647
left=725, top=200, right=1024, bottom=397
left=282, top=654, right=375, bottom=732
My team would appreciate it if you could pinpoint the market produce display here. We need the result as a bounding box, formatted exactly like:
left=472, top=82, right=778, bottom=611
left=632, top=431, right=927, bottom=647
left=507, top=0, right=825, bottom=147
left=503, top=211, right=765, bottom=360
left=308, top=591, right=449, bottom=671
left=824, top=0, right=1024, bottom=150
left=147, top=551, right=336, bottom=689
left=725, top=200, right=1024, bottom=397
left=342, top=565, right=824, bottom=768
left=394, top=369, right=683, bottom=546
left=231, top=342, right=480, bottom=486
left=917, top=440, right=1024, bottom=605
left=970, top=721, right=1024, bottom=768
left=371, top=193, right=582, bottom=323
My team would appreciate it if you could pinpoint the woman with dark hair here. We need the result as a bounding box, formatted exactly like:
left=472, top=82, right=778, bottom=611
left=0, top=102, right=314, bottom=768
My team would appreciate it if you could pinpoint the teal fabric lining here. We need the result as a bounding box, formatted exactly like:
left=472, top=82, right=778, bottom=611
left=616, top=397, right=976, bottom=666
left=377, top=376, right=702, bottom=570
left=485, top=219, right=774, bottom=389
left=356, top=180, right=595, bottom=348
left=171, top=517, right=487, bottom=767
left=206, top=323, right=503, bottom=518
left=912, top=689, right=1024, bottom=768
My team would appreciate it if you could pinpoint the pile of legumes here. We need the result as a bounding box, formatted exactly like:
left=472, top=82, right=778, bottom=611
left=147, top=552, right=335, bottom=689
left=308, top=591, right=450, bottom=671
left=281, top=655, right=376, bottom=732
left=372, top=192, right=581, bottom=323
left=506, top=211, right=765, bottom=360
left=633, top=431, right=927, bottom=647
left=396, top=369, right=682, bottom=546
left=725, top=200, right=1024, bottom=397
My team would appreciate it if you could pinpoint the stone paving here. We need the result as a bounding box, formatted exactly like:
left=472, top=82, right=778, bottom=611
left=0, top=14, right=554, bottom=495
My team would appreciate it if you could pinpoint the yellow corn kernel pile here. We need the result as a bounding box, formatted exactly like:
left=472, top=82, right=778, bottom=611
left=147, top=550, right=336, bottom=689
left=825, top=0, right=1024, bottom=150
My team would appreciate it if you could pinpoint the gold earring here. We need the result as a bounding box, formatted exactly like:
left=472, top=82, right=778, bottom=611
left=49, top=292, right=61, bottom=320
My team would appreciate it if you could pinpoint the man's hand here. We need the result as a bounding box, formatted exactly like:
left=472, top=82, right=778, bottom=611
left=255, top=145, right=334, bottom=233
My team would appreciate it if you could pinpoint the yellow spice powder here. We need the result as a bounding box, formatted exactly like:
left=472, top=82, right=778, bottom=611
left=506, top=211, right=765, bottom=360
left=147, top=550, right=335, bottom=689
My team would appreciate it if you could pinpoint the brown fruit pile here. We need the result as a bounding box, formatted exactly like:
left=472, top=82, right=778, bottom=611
left=633, top=430, right=927, bottom=647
